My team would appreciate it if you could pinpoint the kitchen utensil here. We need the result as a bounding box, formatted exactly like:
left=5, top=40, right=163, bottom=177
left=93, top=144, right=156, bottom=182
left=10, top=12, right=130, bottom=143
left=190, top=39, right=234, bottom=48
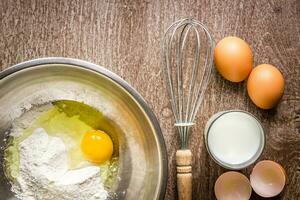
left=161, top=18, right=214, bottom=200
left=0, top=57, right=167, bottom=200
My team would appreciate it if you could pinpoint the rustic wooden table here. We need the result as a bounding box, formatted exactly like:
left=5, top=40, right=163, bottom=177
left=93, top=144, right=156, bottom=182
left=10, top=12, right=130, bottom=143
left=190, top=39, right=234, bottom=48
left=0, top=0, right=299, bottom=199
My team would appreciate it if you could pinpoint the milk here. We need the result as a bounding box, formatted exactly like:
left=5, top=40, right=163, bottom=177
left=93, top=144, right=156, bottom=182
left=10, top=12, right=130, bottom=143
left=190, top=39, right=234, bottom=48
left=206, top=111, right=264, bottom=169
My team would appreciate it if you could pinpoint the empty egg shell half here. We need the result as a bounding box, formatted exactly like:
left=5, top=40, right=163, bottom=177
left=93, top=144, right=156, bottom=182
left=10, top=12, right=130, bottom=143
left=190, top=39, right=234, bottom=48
left=215, top=171, right=252, bottom=200
left=250, top=160, right=286, bottom=197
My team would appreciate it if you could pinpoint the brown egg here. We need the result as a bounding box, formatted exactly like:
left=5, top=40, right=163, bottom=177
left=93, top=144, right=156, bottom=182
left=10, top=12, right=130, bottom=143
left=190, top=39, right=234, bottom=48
left=250, top=160, right=286, bottom=197
left=247, top=64, right=285, bottom=109
left=214, top=36, right=253, bottom=82
left=215, top=171, right=252, bottom=200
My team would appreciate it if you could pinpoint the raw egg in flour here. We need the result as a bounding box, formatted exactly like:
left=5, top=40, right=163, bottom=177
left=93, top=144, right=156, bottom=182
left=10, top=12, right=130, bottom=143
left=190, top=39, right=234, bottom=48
left=81, top=130, right=113, bottom=164
left=247, top=64, right=285, bottom=109
left=214, top=36, right=253, bottom=82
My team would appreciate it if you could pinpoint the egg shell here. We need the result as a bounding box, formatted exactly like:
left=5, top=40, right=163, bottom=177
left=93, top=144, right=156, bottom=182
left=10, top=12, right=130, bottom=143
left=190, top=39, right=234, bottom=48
left=214, top=171, right=252, bottom=200
left=214, top=36, right=253, bottom=82
left=250, top=160, right=286, bottom=197
left=247, top=64, right=285, bottom=109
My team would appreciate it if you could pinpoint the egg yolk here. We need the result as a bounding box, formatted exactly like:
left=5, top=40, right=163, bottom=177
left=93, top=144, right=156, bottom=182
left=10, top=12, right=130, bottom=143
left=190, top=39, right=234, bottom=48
left=81, top=130, right=113, bottom=164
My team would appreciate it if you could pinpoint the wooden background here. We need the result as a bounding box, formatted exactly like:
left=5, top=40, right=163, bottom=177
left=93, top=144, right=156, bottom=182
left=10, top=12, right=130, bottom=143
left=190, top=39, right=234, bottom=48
left=0, top=0, right=299, bottom=199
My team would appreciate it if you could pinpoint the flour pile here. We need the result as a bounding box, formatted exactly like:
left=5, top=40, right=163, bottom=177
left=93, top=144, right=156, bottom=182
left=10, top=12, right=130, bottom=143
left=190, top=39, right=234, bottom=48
left=12, top=128, right=108, bottom=200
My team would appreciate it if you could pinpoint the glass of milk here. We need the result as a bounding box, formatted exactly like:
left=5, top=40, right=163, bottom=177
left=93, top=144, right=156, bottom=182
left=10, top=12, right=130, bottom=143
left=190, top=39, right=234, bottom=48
left=204, top=110, right=265, bottom=170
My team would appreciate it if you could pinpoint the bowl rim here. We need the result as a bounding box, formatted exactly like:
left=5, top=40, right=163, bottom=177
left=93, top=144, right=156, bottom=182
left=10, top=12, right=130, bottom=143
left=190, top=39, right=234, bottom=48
left=0, top=57, right=168, bottom=200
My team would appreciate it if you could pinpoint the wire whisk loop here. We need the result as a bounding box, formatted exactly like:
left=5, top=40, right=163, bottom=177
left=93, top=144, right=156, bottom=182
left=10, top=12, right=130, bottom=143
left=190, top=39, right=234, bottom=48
left=161, top=18, right=214, bottom=149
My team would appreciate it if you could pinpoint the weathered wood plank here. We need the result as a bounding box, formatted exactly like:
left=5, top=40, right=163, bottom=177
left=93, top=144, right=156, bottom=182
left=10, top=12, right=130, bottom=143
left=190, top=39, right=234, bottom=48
left=0, top=0, right=299, bottom=199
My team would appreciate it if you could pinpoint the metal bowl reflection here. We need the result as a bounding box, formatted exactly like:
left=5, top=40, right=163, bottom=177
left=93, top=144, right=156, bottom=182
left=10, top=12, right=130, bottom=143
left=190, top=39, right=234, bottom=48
left=0, top=58, right=167, bottom=200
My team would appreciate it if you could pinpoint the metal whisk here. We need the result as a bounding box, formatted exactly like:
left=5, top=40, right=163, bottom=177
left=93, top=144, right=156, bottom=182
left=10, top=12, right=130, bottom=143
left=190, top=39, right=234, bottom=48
left=161, top=18, right=214, bottom=200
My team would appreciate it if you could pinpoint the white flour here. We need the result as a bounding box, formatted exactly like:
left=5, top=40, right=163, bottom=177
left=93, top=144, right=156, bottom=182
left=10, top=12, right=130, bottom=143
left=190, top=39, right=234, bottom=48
left=12, top=128, right=108, bottom=200
left=0, top=78, right=147, bottom=200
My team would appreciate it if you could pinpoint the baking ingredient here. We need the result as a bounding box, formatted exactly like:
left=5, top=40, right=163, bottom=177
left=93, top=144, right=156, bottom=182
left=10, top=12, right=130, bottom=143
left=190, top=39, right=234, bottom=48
left=214, top=171, right=252, bottom=200
left=4, top=101, right=120, bottom=199
left=6, top=105, right=95, bottom=170
left=214, top=36, right=253, bottom=82
left=247, top=64, right=285, bottom=109
left=207, top=111, right=264, bottom=168
left=81, top=130, right=113, bottom=164
left=250, top=160, right=286, bottom=197
left=5, top=101, right=119, bottom=171
left=11, top=127, right=108, bottom=200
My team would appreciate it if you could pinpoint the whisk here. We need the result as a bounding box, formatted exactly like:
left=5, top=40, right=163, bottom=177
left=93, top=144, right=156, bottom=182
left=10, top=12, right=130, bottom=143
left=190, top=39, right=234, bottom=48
left=161, top=18, right=214, bottom=200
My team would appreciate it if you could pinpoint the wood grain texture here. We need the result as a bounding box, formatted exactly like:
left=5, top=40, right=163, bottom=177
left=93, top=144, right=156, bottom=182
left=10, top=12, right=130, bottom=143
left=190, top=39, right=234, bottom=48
left=176, top=149, right=192, bottom=200
left=0, top=0, right=299, bottom=199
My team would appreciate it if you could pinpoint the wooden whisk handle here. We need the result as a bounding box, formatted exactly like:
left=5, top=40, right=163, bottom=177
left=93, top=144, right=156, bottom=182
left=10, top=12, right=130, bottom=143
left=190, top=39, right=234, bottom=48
left=176, top=149, right=192, bottom=200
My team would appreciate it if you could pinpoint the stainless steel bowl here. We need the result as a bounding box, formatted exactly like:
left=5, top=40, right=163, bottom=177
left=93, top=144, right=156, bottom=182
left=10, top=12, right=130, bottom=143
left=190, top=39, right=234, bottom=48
left=0, top=57, right=167, bottom=200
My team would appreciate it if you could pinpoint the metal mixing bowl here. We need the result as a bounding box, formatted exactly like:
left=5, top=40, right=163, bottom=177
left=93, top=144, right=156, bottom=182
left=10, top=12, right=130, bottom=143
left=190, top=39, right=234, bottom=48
left=0, top=58, right=167, bottom=200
